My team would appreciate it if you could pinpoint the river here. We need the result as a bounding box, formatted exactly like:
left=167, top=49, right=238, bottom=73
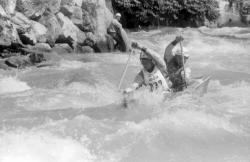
left=0, top=27, right=250, bottom=162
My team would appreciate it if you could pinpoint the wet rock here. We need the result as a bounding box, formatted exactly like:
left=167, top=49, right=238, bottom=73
left=29, top=43, right=51, bottom=52
left=52, top=43, right=73, bottom=54
left=95, top=36, right=110, bottom=52
left=5, top=55, right=30, bottom=68
left=75, top=45, right=93, bottom=53
left=84, top=32, right=96, bottom=45
left=0, top=60, right=11, bottom=70
left=56, top=12, right=86, bottom=48
left=0, top=0, right=16, bottom=15
left=81, top=45, right=94, bottom=53
left=16, top=0, right=61, bottom=20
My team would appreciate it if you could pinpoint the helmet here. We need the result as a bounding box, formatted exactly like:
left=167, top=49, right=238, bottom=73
left=115, top=13, right=121, bottom=18
left=172, top=47, right=189, bottom=58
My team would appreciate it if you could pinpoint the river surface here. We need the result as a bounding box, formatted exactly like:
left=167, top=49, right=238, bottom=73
left=0, top=27, right=250, bottom=162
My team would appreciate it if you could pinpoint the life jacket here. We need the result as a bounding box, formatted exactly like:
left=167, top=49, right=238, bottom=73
left=142, top=66, right=169, bottom=92
left=167, top=55, right=190, bottom=91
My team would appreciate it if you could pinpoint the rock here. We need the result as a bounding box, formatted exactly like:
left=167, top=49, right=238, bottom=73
left=5, top=55, right=30, bottom=68
left=18, top=20, right=47, bottom=45
left=0, top=60, right=11, bottom=70
left=60, top=5, right=94, bottom=33
left=82, top=0, right=113, bottom=38
left=105, top=0, right=113, bottom=13
left=16, top=0, right=61, bottom=19
left=81, top=45, right=94, bottom=53
left=0, top=18, right=21, bottom=47
left=79, top=9, right=94, bottom=32
left=29, top=43, right=51, bottom=52
left=84, top=32, right=96, bottom=45
left=60, top=5, right=83, bottom=26
left=52, top=43, right=73, bottom=54
left=60, top=5, right=75, bottom=17
left=0, top=5, right=8, bottom=17
left=39, top=13, right=62, bottom=44
left=11, top=11, right=31, bottom=31
left=0, top=0, right=16, bottom=15
left=56, top=12, right=86, bottom=47
left=75, top=45, right=93, bottom=53
left=61, top=0, right=82, bottom=7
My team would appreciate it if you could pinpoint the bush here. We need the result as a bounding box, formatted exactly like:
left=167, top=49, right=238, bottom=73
left=112, top=0, right=220, bottom=28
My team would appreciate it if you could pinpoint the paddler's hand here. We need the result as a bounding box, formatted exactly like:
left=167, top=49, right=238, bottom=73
left=175, top=36, right=184, bottom=43
left=131, top=41, right=143, bottom=50
left=123, top=88, right=134, bottom=94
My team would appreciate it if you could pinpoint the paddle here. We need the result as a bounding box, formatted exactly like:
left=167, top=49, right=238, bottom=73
left=179, top=36, right=187, bottom=89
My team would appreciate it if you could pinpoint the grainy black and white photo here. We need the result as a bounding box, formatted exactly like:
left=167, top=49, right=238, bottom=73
left=0, top=0, right=250, bottom=161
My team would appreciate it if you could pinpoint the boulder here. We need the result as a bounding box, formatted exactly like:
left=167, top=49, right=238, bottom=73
left=11, top=11, right=31, bottom=31
left=39, top=13, right=62, bottom=44
left=0, top=0, right=16, bottom=15
left=75, top=45, right=93, bottom=53
left=52, top=43, right=73, bottom=54
left=0, top=60, right=11, bottom=70
left=16, top=0, right=61, bottom=19
left=80, top=9, right=94, bottom=32
left=0, top=18, right=21, bottom=47
left=81, top=45, right=94, bottom=53
left=0, top=5, right=8, bottom=17
left=18, top=20, right=47, bottom=45
left=5, top=55, right=30, bottom=68
left=60, top=5, right=83, bottom=25
left=60, top=5, right=94, bottom=33
left=61, top=0, right=82, bottom=7
left=29, top=43, right=51, bottom=52
left=56, top=12, right=86, bottom=47
left=82, top=0, right=113, bottom=38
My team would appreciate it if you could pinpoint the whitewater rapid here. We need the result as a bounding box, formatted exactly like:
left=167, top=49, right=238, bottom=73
left=0, top=27, right=250, bottom=162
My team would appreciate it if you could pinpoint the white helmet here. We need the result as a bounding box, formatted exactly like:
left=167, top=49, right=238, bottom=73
left=172, top=47, right=189, bottom=57
left=115, top=13, right=121, bottom=18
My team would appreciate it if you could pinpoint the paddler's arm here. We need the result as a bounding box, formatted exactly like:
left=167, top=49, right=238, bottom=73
left=131, top=42, right=166, bottom=72
left=112, top=19, right=123, bottom=31
left=123, top=71, right=144, bottom=93
left=164, top=36, right=184, bottom=64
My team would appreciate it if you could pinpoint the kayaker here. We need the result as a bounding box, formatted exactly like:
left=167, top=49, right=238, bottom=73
left=164, top=36, right=191, bottom=92
left=123, top=42, right=171, bottom=94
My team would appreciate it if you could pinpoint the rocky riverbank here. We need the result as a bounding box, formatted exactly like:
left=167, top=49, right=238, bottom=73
left=0, top=0, right=114, bottom=69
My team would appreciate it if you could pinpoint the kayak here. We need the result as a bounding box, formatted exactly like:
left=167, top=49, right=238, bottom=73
left=122, top=76, right=211, bottom=108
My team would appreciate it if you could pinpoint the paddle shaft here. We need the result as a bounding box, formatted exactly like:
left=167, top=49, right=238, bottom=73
left=118, top=50, right=133, bottom=90
left=179, top=41, right=187, bottom=88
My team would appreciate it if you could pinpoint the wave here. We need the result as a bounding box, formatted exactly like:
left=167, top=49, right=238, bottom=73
left=0, top=76, right=31, bottom=95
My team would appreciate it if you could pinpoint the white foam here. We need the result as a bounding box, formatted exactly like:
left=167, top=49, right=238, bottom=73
left=58, top=60, right=86, bottom=70
left=0, top=77, right=31, bottom=95
left=16, top=82, right=120, bottom=111
left=199, top=26, right=250, bottom=39
left=0, top=130, right=96, bottom=162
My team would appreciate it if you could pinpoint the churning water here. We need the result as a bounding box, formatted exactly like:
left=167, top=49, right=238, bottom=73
left=0, top=27, right=250, bottom=162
